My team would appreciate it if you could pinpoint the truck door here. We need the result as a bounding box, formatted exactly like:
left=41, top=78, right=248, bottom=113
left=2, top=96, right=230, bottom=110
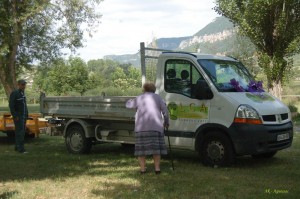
left=163, top=59, right=211, bottom=149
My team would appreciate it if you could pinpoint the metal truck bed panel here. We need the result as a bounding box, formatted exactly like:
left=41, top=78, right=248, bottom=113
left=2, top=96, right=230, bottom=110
left=40, top=95, right=136, bottom=121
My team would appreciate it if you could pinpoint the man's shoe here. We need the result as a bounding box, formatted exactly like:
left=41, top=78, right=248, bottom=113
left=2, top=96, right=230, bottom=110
left=19, top=150, right=28, bottom=154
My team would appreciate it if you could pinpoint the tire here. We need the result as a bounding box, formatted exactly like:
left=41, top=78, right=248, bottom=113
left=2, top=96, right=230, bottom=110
left=65, top=124, right=92, bottom=154
left=252, top=151, right=277, bottom=159
left=201, top=131, right=235, bottom=167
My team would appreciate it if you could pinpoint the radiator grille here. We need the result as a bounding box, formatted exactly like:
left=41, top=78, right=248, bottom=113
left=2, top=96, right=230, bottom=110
left=262, top=113, right=289, bottom=123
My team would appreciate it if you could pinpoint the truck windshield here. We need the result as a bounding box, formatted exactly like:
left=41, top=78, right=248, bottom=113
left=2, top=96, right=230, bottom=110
left=197, top=59, right=253, bottom=92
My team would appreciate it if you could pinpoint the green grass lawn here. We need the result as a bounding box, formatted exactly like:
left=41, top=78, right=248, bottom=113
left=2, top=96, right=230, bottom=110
left=0, top=132, right=299, bottom=199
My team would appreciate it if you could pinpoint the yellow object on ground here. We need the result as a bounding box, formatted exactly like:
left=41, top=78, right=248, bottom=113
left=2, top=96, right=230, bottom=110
left=0, top=113, right=49, bottom=138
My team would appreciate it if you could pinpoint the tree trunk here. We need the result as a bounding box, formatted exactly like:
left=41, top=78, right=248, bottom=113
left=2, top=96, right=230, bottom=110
left=0, top=68, right=17, bottom=98
left=258, top=53, right=284, bottom=100
left=0, top=0, right=22, bottom=98
left=0, top=44, right=18, bottom=98
left=268, top=80, right=282, bottom=100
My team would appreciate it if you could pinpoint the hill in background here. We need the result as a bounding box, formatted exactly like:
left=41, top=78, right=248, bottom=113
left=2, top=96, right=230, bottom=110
left=104, top=17, right=299, bottom=80
left=105, top=17, right=242, bottom=66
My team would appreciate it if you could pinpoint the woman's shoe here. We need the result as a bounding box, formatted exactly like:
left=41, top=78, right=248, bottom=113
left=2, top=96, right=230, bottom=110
left=155, top=171, right=161, bottom=175
left=140, top=170, right=147, bottom=174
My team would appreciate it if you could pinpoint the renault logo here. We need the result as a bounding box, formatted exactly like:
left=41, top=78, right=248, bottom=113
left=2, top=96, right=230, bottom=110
left=277, top=114, right=282, bottom=123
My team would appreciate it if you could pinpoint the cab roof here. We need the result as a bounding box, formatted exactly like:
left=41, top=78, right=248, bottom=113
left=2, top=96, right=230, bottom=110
left=160, top=52, right=238, bottom=62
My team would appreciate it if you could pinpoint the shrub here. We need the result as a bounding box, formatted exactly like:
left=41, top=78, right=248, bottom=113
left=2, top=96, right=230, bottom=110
left=288, top=104, right=298, bottom=113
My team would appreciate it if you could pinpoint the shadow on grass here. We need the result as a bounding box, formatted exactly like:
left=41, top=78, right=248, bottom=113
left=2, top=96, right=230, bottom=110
left=0, top=191, right=19, bottom=199
left=0, top=134, right=40, bottom=145
left=0, top=135, right=136, bottom=183
left=0, top=133, right=294, bottom=186
left=91, top=142, right=290, bottom=173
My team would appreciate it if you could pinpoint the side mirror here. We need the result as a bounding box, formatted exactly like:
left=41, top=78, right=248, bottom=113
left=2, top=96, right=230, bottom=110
left=193, top=80, right=213, bottom=100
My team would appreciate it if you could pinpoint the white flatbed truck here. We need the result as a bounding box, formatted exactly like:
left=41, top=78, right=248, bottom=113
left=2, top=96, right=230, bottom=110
left=40, top=49, right=293, bottom=166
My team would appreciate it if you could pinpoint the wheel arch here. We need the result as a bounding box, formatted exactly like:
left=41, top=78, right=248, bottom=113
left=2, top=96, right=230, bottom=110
left=64, top=119, right=95, bottom=138
left=195, top=123, right=235, bottom=153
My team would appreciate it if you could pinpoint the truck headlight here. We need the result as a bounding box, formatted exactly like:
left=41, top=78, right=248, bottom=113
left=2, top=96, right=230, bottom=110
left=234, top=105, right=262, bottom=124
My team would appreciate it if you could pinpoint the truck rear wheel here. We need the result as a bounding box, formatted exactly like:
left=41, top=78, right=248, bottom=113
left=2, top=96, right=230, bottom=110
left=66, top=124, right=92, bottom=154
left=201, top=131, right=234, bottom=167
left=252, top=151, right=277, bottom=159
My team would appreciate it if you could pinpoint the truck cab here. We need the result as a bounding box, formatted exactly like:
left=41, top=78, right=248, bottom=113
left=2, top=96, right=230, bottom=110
left=157, top=52, right=293, bottom=166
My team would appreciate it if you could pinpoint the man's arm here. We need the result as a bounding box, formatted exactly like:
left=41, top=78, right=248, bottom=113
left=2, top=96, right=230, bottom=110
left=9, top=91, right=17, bottom=119
left=25, top=97, right=29, bottom=119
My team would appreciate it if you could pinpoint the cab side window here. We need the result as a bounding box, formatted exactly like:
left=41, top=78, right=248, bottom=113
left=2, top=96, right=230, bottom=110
left=165, top=59, right=204, bottom=98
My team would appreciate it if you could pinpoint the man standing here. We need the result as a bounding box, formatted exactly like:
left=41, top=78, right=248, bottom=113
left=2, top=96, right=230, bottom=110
left=9, top=79, right=29, bottom=153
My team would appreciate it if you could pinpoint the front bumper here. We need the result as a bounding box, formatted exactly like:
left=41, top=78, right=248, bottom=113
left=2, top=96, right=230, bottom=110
left=228, top=121, right=293, bottom=155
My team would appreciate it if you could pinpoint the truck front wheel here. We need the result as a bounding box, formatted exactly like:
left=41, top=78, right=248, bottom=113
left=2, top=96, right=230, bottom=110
left=66, top=124, right=92, bottom=154
left=201, top=131, right=235, bottom=167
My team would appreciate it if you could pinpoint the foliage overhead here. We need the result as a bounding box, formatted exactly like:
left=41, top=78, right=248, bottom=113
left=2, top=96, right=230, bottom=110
left=0, top=0, right=102, bottom=97
left=214, top=0, right=300, bottom=98
left=215, top=0, right=300, bottom=56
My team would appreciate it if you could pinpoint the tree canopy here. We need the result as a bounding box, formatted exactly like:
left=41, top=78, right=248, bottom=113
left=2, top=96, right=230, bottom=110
left=33, top=58, right=142, bottom=96
left=215, top=0, right=300, bottom=98
left=34, top=57, right=96, bottom=96
left=0, top=0, right=102, bottom=97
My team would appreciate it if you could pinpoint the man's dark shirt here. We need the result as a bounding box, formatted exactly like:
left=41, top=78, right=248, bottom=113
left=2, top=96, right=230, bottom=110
left=9, top=89, right=28, bottom=119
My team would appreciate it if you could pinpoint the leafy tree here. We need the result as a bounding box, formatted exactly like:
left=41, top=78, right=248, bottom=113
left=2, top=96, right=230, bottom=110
left=68, top=57, right=88, bottom=95
left=111, top=67, right=127, bottom=90
left=87, top=59, right=119, bottom=75
left=34, top=57, right=95, bottom=96
left=88, top=72, right=104, bottom=90
left=229, top=34, right=262, bottom=77
left=111, top=66, right=142, bottom=91
left=215, top=0, right=300, bottom=98
left=127, top=66, right=142, bottom=88
left=119, top=63, right=132, bottom=75
left=47, top=59, right=72, bottom=96
left=0, top=85, right=4, bottom=95
left=146, top=65, right=157, bottom=82
left=111, top=67, right=127, bottom=81
left=33, top=63, right=53, bottom=94
left=87, top=59, right=120, bottom=87
left=0, top=0, right=102, bottom=97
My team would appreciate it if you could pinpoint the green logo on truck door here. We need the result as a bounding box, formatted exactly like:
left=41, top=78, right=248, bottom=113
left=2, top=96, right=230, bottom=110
left=246, top=93, right=275, bottom=103
left=167, top=102, right=209, bottom=120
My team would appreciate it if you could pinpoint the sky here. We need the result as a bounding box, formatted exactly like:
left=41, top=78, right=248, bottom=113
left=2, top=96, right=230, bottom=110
left=76, top=0, right=220, bottom=60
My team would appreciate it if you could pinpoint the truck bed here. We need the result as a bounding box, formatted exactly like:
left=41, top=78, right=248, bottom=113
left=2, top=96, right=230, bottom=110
left=40, top=95, right=136, bottom=121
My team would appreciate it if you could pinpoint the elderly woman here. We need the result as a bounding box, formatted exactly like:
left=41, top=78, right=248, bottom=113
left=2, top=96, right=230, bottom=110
left=126, top=82, right=169, bottom=174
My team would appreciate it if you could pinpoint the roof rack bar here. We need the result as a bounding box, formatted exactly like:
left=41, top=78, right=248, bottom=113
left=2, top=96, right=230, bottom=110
left=162, top=51, right=197, bottom=58
left=144, top=47, right=173, bottom=52
left=145, top=55, right=159, bottom=59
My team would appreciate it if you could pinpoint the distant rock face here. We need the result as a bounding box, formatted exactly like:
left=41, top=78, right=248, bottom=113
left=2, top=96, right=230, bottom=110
left=105, top=17, right=237, bottom=66
left=178, top=29, right=235, bottom=49
left=154, top=36, right=192, bottom=50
